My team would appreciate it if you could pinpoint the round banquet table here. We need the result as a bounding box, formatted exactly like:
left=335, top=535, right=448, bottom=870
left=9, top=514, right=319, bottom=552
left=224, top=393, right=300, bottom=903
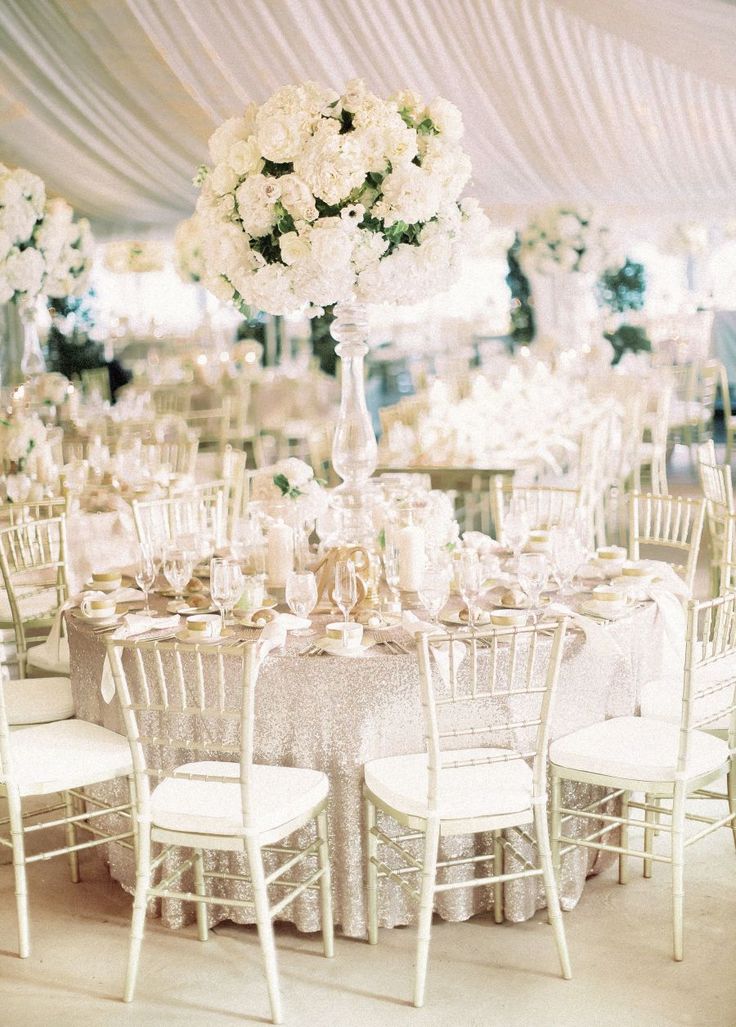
left=67, top=590, right=676, bottom=939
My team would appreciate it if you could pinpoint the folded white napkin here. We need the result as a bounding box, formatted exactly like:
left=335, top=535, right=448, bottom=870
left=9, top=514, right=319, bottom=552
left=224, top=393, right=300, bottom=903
left=100, top=613, right=181, bottom=703
left=253, top=620, right=288, bottom=668
left=249, top=612, right=311, bottom=632
left=462, top=532, right=504, bottom=555
left=401, top=611, right=465, bottom=682
left=546, top=602, right=625, bottom=661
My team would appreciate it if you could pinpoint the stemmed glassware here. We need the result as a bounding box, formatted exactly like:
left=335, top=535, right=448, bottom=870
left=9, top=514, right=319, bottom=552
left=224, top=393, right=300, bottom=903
left=503, top=503, right=530, bottom=569
left=517, top=553, right=548, bottom=623
left=285, top=570, right=318, bottom=636
left=458, top=549, right=483, bottom=629
left=550, top=528, right=587, bottom=596
left=334, top=558, right=358, bottom=624
left=163, top=543, right=193, bottom=605
left=383, top=537, right=401, bottom=610
left=210, top=557, right=244, bottom=631
left=418, top=562, right=451, bottom=627
left=134, top=547, right=158, bottom=617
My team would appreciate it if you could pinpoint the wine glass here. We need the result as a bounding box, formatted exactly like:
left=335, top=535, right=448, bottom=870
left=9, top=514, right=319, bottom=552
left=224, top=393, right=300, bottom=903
left=517, top=553, right=548, bottom=623
left=334, top=559, right=358, bottom=624
left=285, top=570, right=318, bottom=636
left=383, top=539, right=401, bottom=610
left=458, top=549, right=483, bottom=629
left=503, top=504, right=530, bottom=569
left=134, top=549, right=158, bottom=617
left=163, top=544, right=192, bottom=605
left=418, top=563, right=450, bottom=627
left=550, top=528, right=587, bottom=597
left=210, top=558, right=243, bottom=631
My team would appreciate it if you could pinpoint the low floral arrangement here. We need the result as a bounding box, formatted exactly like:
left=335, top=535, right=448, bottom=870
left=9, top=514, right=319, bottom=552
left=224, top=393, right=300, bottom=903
left=195, top=78, right=489, bottom=314
left=174, top=214, right=205, bottom=284
left=39, top=199, right=95, bottom=300
left=518, top=206, right=616, bottom=276
left=660, top=222, right=708, bottom=258
left=251, top=457, right=327, bottom=521
left=0, top=408, right=48, bottom=471
left=104, top=240, right=166, bottom=274
left=27, top=371, right=70, bottom=407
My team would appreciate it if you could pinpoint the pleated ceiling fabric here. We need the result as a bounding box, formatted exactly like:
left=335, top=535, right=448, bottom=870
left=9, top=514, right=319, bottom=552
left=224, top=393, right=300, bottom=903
left=0, top=0, right=735, bottom=234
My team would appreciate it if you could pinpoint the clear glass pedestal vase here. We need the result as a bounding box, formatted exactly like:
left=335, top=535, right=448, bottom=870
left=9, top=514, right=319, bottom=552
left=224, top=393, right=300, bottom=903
left=329, top=301, right=378, bottom=544
left=20, top=313, right=46, bottom=378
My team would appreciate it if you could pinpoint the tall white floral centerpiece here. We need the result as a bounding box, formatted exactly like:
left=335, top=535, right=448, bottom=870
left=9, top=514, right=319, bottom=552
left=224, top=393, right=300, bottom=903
left=518, top=206, right=617, bottom=350
left=196, top=78, right=488, bottom=525
left=174, top=214, right=205, bottom=284
left=0, top=164, right=94, bottom=380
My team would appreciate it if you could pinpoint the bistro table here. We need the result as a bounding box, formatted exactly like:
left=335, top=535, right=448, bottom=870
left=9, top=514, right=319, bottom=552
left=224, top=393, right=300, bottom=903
left=67, top=576, right=680, bottom=940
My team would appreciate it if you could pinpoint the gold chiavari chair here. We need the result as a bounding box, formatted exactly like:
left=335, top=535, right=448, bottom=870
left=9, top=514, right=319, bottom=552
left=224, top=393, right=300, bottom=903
left=551, top=594, right=736, bottom=961
left=132, top=481, right=228, bottom=553
left=185, top=399, right=232, bottom=453
left=634, top=384, right=672, bottom=496
left=717, top=362, right=736, bottom=465
left=667, top=360, right=722, bottom=455
left=696, top=440, right=734, bottom=596
left=80, top=366, right=112, bottom=403
left=490, top=477, right=588, bottom=543
left=0, top=514, right=70, bottom=677
left=151, top=384, right=192, bottom=417
left=363, top=620, right=570, bottom=1008
left=107, top=638, right=333, bottom=1024
left=0, top=671, right=134, bottom=958
left=628, top=492, right=706, bottom=596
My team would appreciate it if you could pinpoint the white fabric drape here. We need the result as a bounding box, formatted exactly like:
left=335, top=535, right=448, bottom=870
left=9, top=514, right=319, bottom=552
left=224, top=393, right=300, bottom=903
left=1, top=0, right=735, bottom=233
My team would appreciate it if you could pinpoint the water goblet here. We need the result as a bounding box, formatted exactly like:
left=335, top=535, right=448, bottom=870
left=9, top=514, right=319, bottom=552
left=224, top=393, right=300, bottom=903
left=503, top=505, right=530, bottom=569
left=458, top=549, right=483, bottom=629
left=285, top=570, right=318, bottom=636
left=210, top=558, right=242, bottom=631
left=550, top=528, right=587, bottom=597
left=517, top=553, right=548, bottom=623
left=383, top=540, right=401, bottom=610
left=134, top=549, right=158, bottom=617
left=418, top=563, right=451, bottom=627
left=334, top=558, right=358, bottom=624
left=163, top=544, right=192, bottom=605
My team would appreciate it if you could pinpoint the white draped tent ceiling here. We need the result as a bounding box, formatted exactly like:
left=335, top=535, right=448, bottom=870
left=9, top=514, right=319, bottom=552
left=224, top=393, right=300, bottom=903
left=1, top=0, right=735, bottom=235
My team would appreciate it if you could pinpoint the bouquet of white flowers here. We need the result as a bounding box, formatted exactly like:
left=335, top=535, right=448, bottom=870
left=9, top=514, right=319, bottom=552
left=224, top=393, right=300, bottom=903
left=38, top=199, right=95, bottom=299
left=0, top=164, right=47, bottom=312
left=27, top=371, right=70, bottom=407
left=251, top=457, right=327, bottom=521
left=660, top=222, right=708, bottom=258
left=0, top=409, right=48, bottom=470
left=174, top=215, right=205, bottom=284
left=104, top=240, right=166, bottom=274
left=195, top=78, right=489, bottom=315
left=518, top=206, right=616, bottom=276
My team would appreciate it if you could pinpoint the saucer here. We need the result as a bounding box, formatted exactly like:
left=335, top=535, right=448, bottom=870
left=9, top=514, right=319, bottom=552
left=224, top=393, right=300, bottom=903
left=84, top=579, right=121, bottom=594
left=499, top=594, right=550, bottom=610
left=174, top=628, right=235, bottom=645
left=72, top=609, right=122, bottom=627
left=581, top=600, right=629, bottom=621
left=316, top=636, right=373, bottom=658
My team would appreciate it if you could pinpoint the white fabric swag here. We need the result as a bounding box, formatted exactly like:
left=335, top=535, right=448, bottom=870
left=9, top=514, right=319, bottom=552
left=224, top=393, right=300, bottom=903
left=0, top=0, right=735, bottom=233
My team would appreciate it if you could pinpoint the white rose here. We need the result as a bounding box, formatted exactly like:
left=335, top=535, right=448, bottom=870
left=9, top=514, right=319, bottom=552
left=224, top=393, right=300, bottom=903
left=208, top=108, right=257, bottom=164
left=351, top=229, right=388, bottom=271
left=235, top=174, right=278, bottom=237
left=294, top=120, right=367, bottom=206
left=256, top=110, right=312, bottom=163
left=0, top=229, right=11, bottom=261
left=211, top=162, right=240, bottom=195
left=279, top=174, right=318, bottom=221
left=309, top=219, right=355, bottom=270
left=5, top=247, right=44, bottom=295
left=427, top=98, right=464, bottom=141
left=227, top=137, right=264, bottom=177
left=279, top=230, right=311, bottom=266
left=373, top=163, right=441, bottom=226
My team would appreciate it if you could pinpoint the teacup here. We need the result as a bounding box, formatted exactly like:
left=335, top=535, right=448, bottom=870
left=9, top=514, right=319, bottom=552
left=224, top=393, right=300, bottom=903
left=621, top=562, right=651, bottom=579
left=91, top=569, right=122, bottom=592
left=80, top=596, right=117, bottom=620
left=185, top=614, right=221, bottom=640
left=592, top=584, right=626, bottom=609
left=326, top=621, right=363, bottom=650
left=596, top=546, right=627, bottom=563
left=490, top=609, right=528, bottom=627
left=526, top=530, right=550, bottom=553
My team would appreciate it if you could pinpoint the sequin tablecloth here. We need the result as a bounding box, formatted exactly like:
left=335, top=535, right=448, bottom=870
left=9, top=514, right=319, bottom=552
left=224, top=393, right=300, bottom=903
left=68, top=597, right=674, bottom=939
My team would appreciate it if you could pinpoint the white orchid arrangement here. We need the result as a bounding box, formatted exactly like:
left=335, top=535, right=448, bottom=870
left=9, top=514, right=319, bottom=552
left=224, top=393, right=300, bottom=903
left=518, top=206, right=616, bottom=276
left=174, top=214, right=205, bottom=284
left=104, top=239, right=166, bottom=274
left=0, top=164, right=95, bottom=314
left=195, top=78, right=489, bottom=315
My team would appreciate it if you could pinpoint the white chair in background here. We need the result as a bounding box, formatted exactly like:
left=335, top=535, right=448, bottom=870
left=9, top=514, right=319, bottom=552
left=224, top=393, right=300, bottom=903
left=363, top=620, right=570, bottom=1008
left=132, top=481, right=228, bottom=552
left=551, top=594, right=736, bottom=961
left=490, top=477, right=588, bottom=543
left=696, top=440, right=734, bottom=595
left=628, top=492, right=706, bottom=596
left=107, top=638, right=333, bottom=1025
left=0, top=674, right=134, bottom=957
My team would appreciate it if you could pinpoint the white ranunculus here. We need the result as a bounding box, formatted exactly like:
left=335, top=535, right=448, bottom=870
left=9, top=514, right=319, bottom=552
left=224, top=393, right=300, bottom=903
left=227, top=136, right=264, bottom=177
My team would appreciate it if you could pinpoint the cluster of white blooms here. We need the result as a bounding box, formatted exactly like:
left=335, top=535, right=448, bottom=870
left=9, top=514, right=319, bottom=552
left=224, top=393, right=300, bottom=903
left=196, top=79, right=489, bottom=315
left=0, top=409, right=48, bottom=469
left=104, top=239, right=166, bottom=274
left=27, top=371, right=70, bottom=407
left=518, top=206, right=617, bottom=276
left=174, top=214, right=205, bottom=283
left=660, top=222, right=708, bottom=257
left=0, top=164, right=95, bottom=313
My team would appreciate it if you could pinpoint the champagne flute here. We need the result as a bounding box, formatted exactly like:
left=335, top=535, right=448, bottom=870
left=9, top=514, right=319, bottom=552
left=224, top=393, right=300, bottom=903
left=211, top=558, right=242, bottom=631
left=285, top=570, right=318, bottom=636
left=383, top=539, right=401, bottom=610
left=334, top=559, right=358, bottom=624
left=458, top=549, right=483, bottom=629
left=550, top=528, right=587, bottom=597
left=134, top=549, right=157, bottom=617
left=517, top=553, right=548, bottom=623
left=503, top=505, right=530, bottom=570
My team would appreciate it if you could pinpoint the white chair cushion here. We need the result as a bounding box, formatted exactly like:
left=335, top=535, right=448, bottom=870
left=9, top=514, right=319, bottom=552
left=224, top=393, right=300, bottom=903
left=550, top=716, right=728, bottom=782
left=364, top=747, right=533, bottom=822
left=4, top=677, right=74, bottom=725
left=640, top=647, right=736, bottom=732
left=26, top=637, right=70, bottom=675
left=3, top=719, right=133, bottom=796
left=150, top=760, right=328, bottom=837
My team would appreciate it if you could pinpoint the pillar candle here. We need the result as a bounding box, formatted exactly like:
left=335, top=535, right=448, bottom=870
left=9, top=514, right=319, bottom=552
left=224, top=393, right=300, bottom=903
left=398, top=525, right=425, bottom=592
left=267, top=521, right=294, bottom=587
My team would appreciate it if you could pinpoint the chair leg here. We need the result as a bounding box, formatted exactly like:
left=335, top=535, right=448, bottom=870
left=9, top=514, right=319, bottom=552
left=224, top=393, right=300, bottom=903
left=727, top=765, right=736, bottom=852
left=536, top=803, right=572, bottom=980
left=671, top=786, right=686, bottom=962
left=246, top=838, right=283, bottom=1025
left=493, top=830, right=504, bottom=924
left=365, top=795, right=378, bottom=945
left=124, top=823, right=151, bottom=1002
left=316, top=808, right=334, bottom=958
left=550, top=771, right=562, bottom=880
left=63, top=791, right=80, bottom=884
left=192, top=849, right=209, bottom=942
left=413, top=819, right=440, bottom=1009
left=643, top=794, right=658, bottom=878
left=619, top=791, right=630, bottom=885
left=8, top=790, right=30, bottom=958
